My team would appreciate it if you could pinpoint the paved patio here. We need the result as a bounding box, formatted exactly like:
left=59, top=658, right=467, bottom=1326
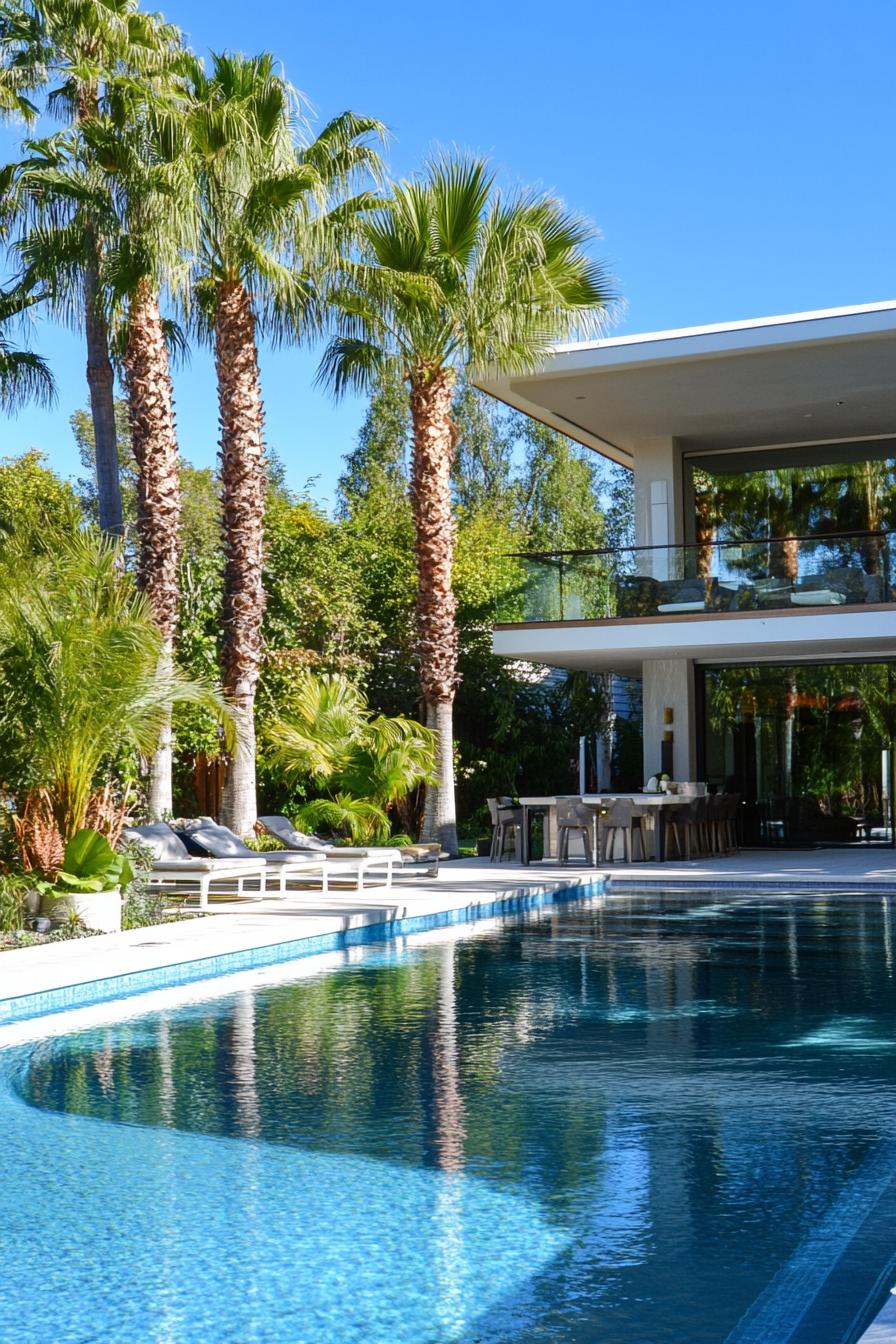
left=529, top=846, right=896, bottom=888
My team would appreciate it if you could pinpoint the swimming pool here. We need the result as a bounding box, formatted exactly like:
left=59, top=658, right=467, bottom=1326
left=4, top=889, right=896, bottom=1343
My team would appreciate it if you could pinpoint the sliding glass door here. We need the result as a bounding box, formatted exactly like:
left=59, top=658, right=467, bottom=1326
left=700, top=662, right=895, bottom=846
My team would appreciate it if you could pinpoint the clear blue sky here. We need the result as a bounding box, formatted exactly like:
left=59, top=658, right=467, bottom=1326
left=4, top=0, right=896, bottom=509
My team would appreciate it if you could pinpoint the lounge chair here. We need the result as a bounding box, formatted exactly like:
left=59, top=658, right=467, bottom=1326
left=122, top=822, right=277, bottom=911
left=257, top=815, right=438, bottom=879
left=180, top=818, right=396, bottom=892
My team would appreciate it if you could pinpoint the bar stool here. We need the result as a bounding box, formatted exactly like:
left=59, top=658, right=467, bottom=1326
left=488, top=797, right=523, bottom=862
left=631, top=805, right=656, bottom=860
left=721, top=792, right=741, bottom=854
left=666, top=797, right=702, bottom=859
left=600, top=801, right=650, bottom=863
left=704, top=792, right=726, bottom=855
left=557, top=799, right=597, bottom=864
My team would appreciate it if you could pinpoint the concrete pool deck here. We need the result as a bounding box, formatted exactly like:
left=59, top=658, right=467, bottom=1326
left=3, top=849, right=896, bottom=1023
left=0, top=862, right=603, bottom=1024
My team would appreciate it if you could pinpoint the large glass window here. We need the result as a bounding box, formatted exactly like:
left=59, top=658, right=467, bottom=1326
left=700, top=662, right=895, bottom=847
left=687, top=442, right=896, bottom=546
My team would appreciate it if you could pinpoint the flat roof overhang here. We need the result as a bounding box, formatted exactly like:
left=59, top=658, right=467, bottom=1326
left=492, top=607, right=896, bottom=673
left=473, top=301, right=896, bottom=467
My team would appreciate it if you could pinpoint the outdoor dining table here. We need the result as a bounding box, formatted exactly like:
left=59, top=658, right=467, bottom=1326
left=517, top=793, right=687, bottom=865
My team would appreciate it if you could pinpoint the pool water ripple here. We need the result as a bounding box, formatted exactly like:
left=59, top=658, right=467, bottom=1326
left=5, top=890, right=896, bottom=1342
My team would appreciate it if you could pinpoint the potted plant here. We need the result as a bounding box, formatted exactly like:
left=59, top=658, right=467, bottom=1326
left=37, top=829, right=133, bottom=934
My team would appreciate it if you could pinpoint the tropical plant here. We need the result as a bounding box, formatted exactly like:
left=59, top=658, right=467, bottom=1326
left=320, top=154, right=615, bottom=852
left=36, top=826, right=134, bottom=894
left=0, top=0, right=183, bottom=533
left=183, top=50, right=383, bottom=836
left=0, top=284, right=54, bottom=411
left=0, top=529, right=230, bottom=854
left=267, top=670, right=435, bottom=843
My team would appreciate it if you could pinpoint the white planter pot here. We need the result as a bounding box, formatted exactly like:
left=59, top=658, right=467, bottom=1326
left=42, top=887, right=122, bottom=934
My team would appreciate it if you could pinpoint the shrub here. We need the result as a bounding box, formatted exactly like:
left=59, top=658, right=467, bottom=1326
left=119, top=838, right=165, bottom=930
left=0, top=873, right=31, bottom=932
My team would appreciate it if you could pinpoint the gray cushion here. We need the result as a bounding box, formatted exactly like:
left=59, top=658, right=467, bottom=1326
left=178, top=820, right=256, bottom=859
left=122, top=823, right=191, bottom=863
left=258, top=815, right=329, bottom=852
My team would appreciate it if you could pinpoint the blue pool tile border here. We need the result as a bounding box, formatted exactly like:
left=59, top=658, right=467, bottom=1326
left=0, top=879, right=603, bottom=1027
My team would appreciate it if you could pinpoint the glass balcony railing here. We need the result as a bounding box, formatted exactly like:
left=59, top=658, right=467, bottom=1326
left=495, top=531, right=894, bottom=624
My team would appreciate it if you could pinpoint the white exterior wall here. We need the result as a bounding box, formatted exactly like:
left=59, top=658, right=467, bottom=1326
left=642, top=658, right=697, bottom=782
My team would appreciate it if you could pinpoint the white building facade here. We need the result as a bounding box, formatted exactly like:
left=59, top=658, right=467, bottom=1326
left=478, top=302, right=896, bottom=846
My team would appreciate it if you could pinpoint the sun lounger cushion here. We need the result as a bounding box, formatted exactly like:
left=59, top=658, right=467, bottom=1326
left=400, top=844, right=440, bottom=865
left=175, top=817, right=264, bottom=860
left=122, top=822, right=192, bottom=863
left=258, top=815, right=329, bottom=852
left=177, top=820, right=259, bottom=859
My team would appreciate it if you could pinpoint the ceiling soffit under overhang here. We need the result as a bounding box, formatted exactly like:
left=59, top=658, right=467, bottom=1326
left=502, top=328, right=896, bottom=459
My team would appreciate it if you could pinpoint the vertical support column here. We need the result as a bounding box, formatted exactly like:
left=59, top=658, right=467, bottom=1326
left=633, top=436, right=684, bottom=579
left=642, top=658, right=697, bottom=782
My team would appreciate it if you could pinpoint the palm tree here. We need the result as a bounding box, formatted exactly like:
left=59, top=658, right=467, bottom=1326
left=320, top=156, right=615, bottom=852
left=14, top=71, right=193, bottom=814
left=184, top=51, right=383, bottom=835
left=97, top=90, right=194, bottom=816
left=0, top=529, right=229, bottom=852
left=0, top=0, right=183, bottom=534
left=0, top=284, right=54, bottom=410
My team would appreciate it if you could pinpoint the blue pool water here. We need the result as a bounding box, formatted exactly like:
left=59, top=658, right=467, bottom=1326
left=4, top=890, right=896, bottom=1343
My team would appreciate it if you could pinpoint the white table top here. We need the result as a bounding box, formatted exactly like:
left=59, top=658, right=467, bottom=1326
left=519, top=793, right=688, bottom=808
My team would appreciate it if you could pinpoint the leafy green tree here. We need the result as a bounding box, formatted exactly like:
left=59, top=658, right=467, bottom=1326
left=0, top=449, right=81, bottom=551
left=452, top=382, right=516, bottom=518
left=517, top=416, right=606, bottom=551
left=338, top=366, right=409, bottom=507
left=322, top=154, right=614, bottom=853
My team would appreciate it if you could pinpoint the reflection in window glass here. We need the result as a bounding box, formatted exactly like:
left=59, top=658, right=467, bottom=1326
left=701, top=662, right=895, bottom=847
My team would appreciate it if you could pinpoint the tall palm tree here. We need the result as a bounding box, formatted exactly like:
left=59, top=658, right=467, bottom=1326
left=97, top=90, right=194, bottom=815
left=184, top=51, right=383, bottom=835
left=14, top=76, right=193, bottom=814
left=0, top=284, right=54, bottom=410
left=320, top=156, right=615, bottom=852
left=0, top=0, right=182, bottom=534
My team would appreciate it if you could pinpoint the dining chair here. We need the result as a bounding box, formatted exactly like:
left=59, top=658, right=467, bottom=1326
left=557, top=799, right=597, bottom=864
left=487, top=797, right=523, bottom=862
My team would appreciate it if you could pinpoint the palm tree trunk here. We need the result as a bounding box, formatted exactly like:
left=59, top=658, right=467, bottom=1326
left=75, top=81, right=123, bottom=538
left=215, top=279, right=266, bottom=836
left=83, top=246, right=124, bottom=536
left=409, top=367, right=459, bottom=856
left=123, top=279, right=182, bottom=817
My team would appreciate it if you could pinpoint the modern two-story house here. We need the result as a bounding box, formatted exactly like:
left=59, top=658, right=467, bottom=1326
left=477, top=301, right=896, bottom=847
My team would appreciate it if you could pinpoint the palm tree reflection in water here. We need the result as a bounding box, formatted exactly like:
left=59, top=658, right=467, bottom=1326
left=432, top=942, right=467, bottom=1338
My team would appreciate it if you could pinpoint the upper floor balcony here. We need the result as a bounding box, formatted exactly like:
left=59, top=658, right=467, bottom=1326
left=496, top=530, right=894, bottom=627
